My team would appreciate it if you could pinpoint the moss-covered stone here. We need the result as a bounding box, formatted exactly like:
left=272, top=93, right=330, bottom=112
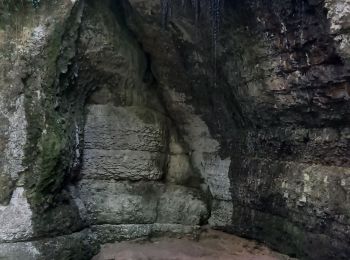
left=22, top=1, right=85, bottom=211
left=29, top=125, right=68, bottom=206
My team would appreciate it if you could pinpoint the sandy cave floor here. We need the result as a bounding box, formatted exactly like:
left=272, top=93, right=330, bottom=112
left=92, top=229, right=295, bottom=260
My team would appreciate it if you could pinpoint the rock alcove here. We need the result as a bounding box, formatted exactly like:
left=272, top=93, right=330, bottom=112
left=0, top=0, right=350, bottom=259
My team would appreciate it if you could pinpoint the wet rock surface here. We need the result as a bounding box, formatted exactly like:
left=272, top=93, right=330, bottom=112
left=0, top=0, right=350, bottom=259
left=0, top=0, right=208, bottom=258
left=123, top=0, right=350, bottom=258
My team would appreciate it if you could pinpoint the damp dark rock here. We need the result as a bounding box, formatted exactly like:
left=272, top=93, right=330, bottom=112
left=0, top=0, right=350, bottom=259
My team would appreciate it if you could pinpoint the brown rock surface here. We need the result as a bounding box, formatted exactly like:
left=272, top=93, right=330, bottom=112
left=93, top=230, right=293, bottom=260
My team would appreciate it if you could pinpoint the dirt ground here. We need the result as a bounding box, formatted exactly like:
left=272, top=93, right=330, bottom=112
left=92, top=229, right=295, bottom=260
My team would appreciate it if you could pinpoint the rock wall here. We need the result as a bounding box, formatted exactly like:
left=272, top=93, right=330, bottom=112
left=123, top=0, right=350, bottom=259
left=75, top=0, right=208, bottom=238
left=0, top=1, right=87, bottom=258
left=0, top=0, right=208, bottom=259
left=0, top=0, right=350, bottom=259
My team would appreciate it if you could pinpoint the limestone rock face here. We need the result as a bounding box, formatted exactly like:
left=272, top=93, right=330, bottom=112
left=78, top=180, right=159, bottom=225
left=0, top=0, right=208, bottom=258
left=84, top=105, right=167, bottom=153
left=78, top=100, right=208, bottom=233
left=157, top=185, right=208, bottom=225
left=82, top=105, right=167, bottom=181
left=73, top=1, right=208, bottom=250
left=1, top=0, right=350, bottom=259
left=0, top=188, right=33, bottom=242
left=0, top=0, right=86, bottom=258
left=123, top=0, right=350, bottom=258
left=78, top=180, right=207, bottom=226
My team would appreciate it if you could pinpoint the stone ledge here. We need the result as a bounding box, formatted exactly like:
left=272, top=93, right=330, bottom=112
left=0, top=224, right=200, bottom=260
left=77, top=180, right=208, bottom=226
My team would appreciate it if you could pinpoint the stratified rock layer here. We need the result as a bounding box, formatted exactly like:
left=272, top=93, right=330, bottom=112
left=82, top=105, right=167, bottom=181
left=0, top=0, right=208, bottom=259
left=124, top=0, right=350, bottom=258
left=1, top=0, right=350, bottom=259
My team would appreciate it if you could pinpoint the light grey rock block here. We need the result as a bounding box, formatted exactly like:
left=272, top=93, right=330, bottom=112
left=83, top=104, right=167, bottom=181
left=84, top=105, right=167, bottom=152
left=77, top=180, right=208, bottom=226
left=0, top=188, right=33, bottom=243
left=78, top=180, right=160, bottom=225
left=82, top=149, right=165, bottom=181
left=157, top=185, right=208, bottom=225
